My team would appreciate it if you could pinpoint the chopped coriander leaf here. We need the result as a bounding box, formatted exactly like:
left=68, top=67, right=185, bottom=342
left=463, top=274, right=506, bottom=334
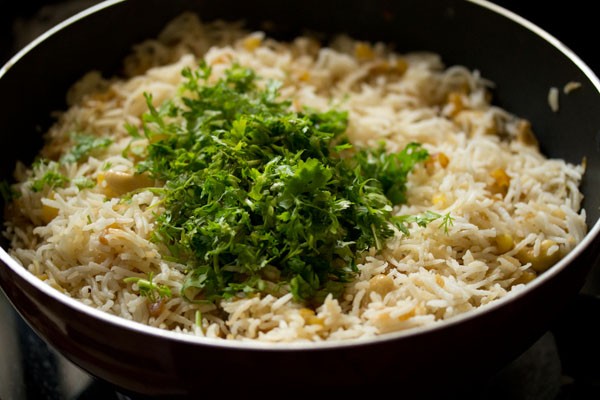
left=351, top=142, right=430, bottom=204
left=30, top=161, right=69, bottom=192
left=393, top=211, right=455, bottom=236
left=124, top=273, right=172, bottom=303
left=133, top=63, right=431, bottom=305
left=439, top=212, right=455, bottom=233
left=61, top=133, right=113, bottom=164
left=72, top=177, right=96, bottom=190
left=24, top=133, right=112, bottom=193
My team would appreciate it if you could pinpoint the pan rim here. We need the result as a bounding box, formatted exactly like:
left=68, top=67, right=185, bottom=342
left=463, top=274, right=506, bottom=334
left=1, top=0, right=599, bottom=352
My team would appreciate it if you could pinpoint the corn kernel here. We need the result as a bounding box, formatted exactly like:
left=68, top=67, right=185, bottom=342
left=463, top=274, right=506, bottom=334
left=447, top=92, right=464, bottom=117
left=41, top=203, right=59, bottom=224
left=299, top=308, right=324, bottom=325
left=99, top=234, right=109, bottom=245
left=489, top=168, right=510, bottom=196
left=101, top=170, right=154, bottom=197
left=299, top=308, right=315, bottom=319
left=495, top=233, right=514, bottom=253
left=355, top=42, right=375, bottom=61
left=437, top=152, right=450, bottom=168
left=210, top=53, right=233, bottom=65
left=369, top=274, right=395, bottom=296
left=371, top=61, right=390, bottom=74
left=392, top=58, right=408, bottom=75
left=90, top=88, right=116, bottom=102
left=512, top=270, right=537, bottom=286
left=242, top=34, right=262, bottom=51
left=370, top=59, right=408, bottom=78
left=435, top=274, right=445, bottom=288
left=432, top=193, right=447, bottom=207
left=397, top=308, right=416, bottom=321
left=425, top=153, right=451, bottom=175
left=515, top=119, right=538, bottom=147
left=516, top=240, right=562, bottom=272
left=298, top=71, right=310, bottom=82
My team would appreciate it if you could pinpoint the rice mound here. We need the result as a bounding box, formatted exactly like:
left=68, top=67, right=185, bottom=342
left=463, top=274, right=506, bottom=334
left=2, top=13, right=587, bottom=342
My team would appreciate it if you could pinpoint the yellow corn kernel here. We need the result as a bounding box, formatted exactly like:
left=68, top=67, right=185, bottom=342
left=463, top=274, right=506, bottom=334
left=369, top=274, right=395, bottom=296
left=98, top=234, right=109, bottom=246
left=371, top=59, right=408, bottom=76
left=489, top=168, right=510, bottom=196
left=210, top=53, right=233, bottom=65
left=425, top=157, right=435, bottom=175
left=299, top=308, right=324, bottom=326
left=90, top=88, right=116, bottom=102
left=374, top=312, right=391, bottom=325
left=41, top=203, right=59, bottom=224
left=516, top=240, right=562, bottom=272
left=447, top=92, right=465, bottom=117
left=425, top=152, right=451, bottom=175
left=391, top=58, right=408, bottom=75
left=98, top=224, right=118, bottom=245
left=100, top=170, right=154, bottom=197
left=435, top=274, right=445, bottom=288
left=432, top=193, right=447, bottom=207
left=242, top=34, right=262, bottom=51
left=371, top=60, right=390, bottom=74
left=515, top=119, right=538, bottom=147
left=355, top=42, right=375, bottom=61
left=512, top=270, right=537, bottom=286
left=397, top=308, right=416, bottom=322
left=437, top=152, right=450, bottom=168
left=298, top=70, right=310, bottom=82
left=495, top=233, right=514, bottom=253
left=299, top=308, right=314, bottom=319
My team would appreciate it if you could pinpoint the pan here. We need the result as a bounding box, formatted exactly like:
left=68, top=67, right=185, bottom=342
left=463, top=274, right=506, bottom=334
left=1, top=0, right=599, bottom=397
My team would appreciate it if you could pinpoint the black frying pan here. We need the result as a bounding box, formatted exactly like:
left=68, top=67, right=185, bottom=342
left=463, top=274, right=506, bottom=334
left=1, top=0, right=599, bottom=398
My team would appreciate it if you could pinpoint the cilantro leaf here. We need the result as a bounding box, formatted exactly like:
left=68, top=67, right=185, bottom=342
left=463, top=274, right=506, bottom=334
left=61, top=133, right=113, bottom=164
left=135, top=63, right=430, bottom=305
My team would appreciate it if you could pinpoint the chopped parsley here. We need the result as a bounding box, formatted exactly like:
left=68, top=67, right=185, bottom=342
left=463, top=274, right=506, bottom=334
left=30, top=161, right=69, bottom=192
left=60, top=133, right=113, bottom=164
left=130, top=62, right=433, bottom=305
left=24, top=133, right=113, bottom=194
left=123, top=273, right=172, bottom=303
left=394, top=210, right=454, bottom=236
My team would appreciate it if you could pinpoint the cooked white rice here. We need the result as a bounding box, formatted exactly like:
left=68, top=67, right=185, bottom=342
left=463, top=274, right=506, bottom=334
left=2, top=13, right=587, bottom=342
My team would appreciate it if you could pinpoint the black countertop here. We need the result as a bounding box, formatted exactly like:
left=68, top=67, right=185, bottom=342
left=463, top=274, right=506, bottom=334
left=1, top=1, right=600, bottom=399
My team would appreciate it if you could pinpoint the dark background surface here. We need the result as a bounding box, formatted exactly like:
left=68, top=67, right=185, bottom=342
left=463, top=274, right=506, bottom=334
left=1, top=1, right=600, bottom=399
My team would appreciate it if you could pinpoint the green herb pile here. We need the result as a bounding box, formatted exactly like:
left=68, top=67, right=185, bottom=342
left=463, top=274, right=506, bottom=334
left=129, top=62, right=440, bottom=305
